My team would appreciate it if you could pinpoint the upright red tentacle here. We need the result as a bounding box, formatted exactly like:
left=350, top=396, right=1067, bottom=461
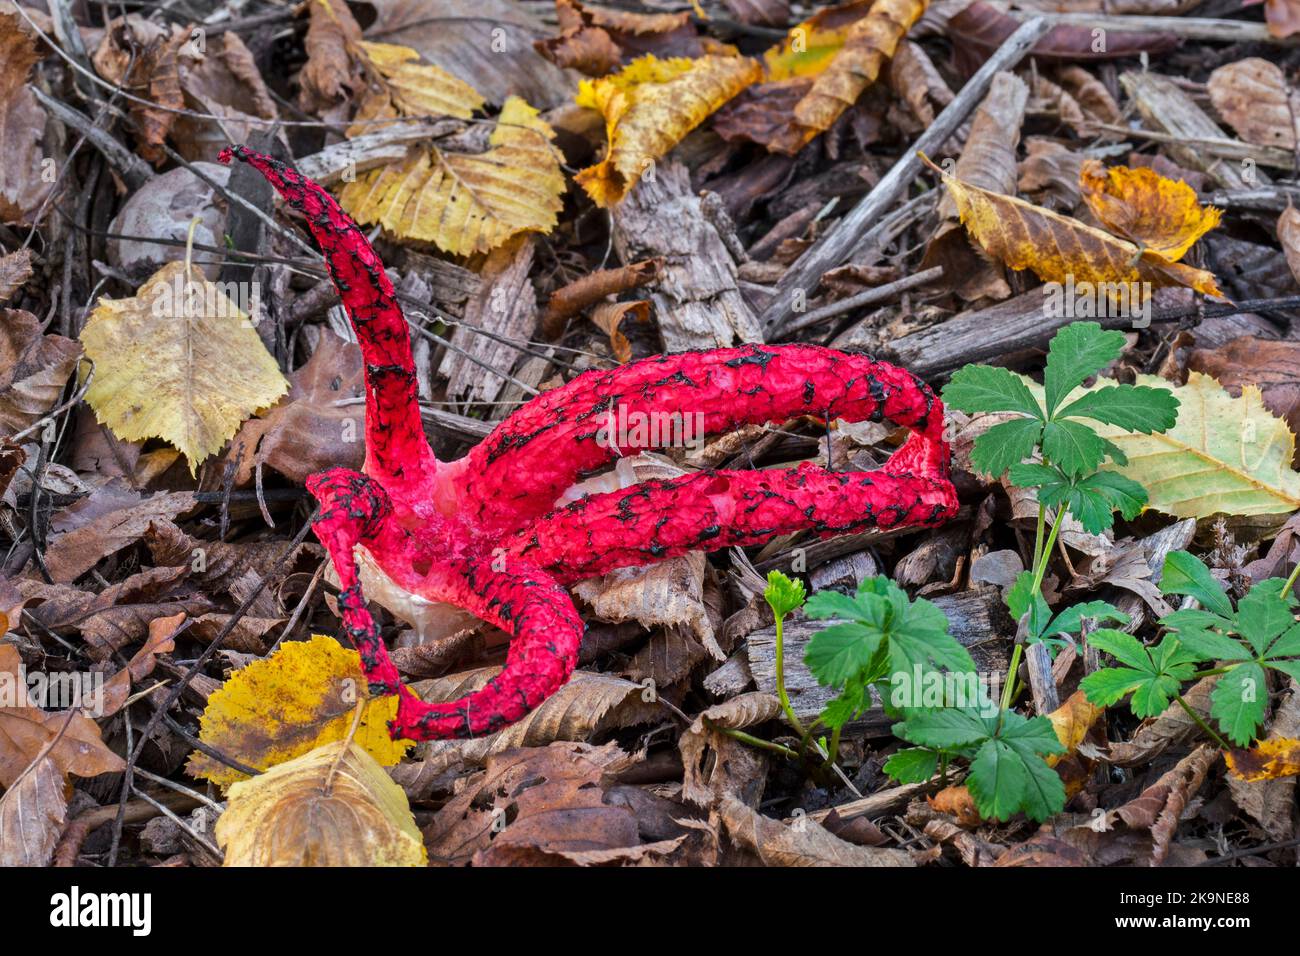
left=456, top=344, right=948, bottom=537
left=219, top=145, right=435, bottom=489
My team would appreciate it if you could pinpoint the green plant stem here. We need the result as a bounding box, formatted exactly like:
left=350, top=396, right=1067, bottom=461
left=1282, top=560, right=1300, bottom=599
left=1031, top=503, right=1047, bottom=571
left=774, top=613, right=807, bottom=737
left=710, top=723, right=800, bottom=760
left=1189, top=667, right=1231, bottom=679
left=1174, top=694, right=1230, bottom=751
left=1003, top=507, right=1064, bottom=714
left=824, top=725, right=843, bottom=768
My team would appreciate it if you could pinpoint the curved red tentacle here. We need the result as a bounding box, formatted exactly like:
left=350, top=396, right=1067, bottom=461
left=307, top=467, right=582, bottom=741
left=389, top=559, right=583, bottom=740
left=219, top=145, right=436, bottom=489
left=507, top=461, right=957, bottom=583
left=456, top=344, right=948, bottom=537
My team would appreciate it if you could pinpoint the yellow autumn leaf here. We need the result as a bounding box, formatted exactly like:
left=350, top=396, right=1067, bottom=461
left=1044, top=690, right=1103, bottom=769
left=766, top=0, right=927, bottom=154
left=1226, top=737, right=1300, bottom=782
left=924, top=155, right=1226, bottom=300
left=216, top=739, right=426, bottom=866
left=1079, top=160, right=1222, bottom=263
left=348, top=39, right=484, bottom=133
left=337, top=95, right=564, bottom=256
left=575, top=53, right=761, bottom=207
left=80, top=262, right=288, bottom=475
left=187, top=635, right=410, bottom=789
left=763, top=0, right=875, bottom=80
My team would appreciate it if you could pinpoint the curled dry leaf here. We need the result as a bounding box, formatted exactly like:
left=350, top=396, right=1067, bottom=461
left=101, top=611, right=181, bottom=717
left=1278, top=205, right=1300, bottom=287
left=187, top=635, right=411, bottom=789
left=0, top=757, right=65, bottom=867
left=299, top=0, right=363, bottom=112
left=42, top=490, right=197, bottom=584
left=0, top=248, right=32, bottom=303
left=0, top=646, right=125, bottom=788
left=338, top=96, right=564, bottom=255
left=777, top=0, right=927, bottom=155
left=0, top=11, right=52, bottom=223
left=680, top=692, right=781, bottom=806
left=0, top=308, right=81, bottom=436
left=540, top=257, right=663, bottom=337
left=92, top=18, right=188, bottom=165
left=215, top=739, right=426, bottom=866
left=924, top=155, right=1226, bottom=300
left=921, top=70, right=1026, bottom=302
left=80, top=262, right=289, bottom=475
left=173, top=32, right=280, bottom=162
left=1078, top=160, right=1222, bottom=263
left=589, top=300, right=650, bottom=363
left=1112, top=743, right=1218, bottom=865
left=575, top=54, right=762, bottom=206
left=719, top=793, right=914, bottom=866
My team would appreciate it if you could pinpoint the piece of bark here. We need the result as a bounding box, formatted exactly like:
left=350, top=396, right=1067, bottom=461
left=438, top=237, right=536, bottom=406
left=746, top=587, right=1011, bottom=725
left=1120, top=71, right=1265, bottom=190
left=612, top=161, right=762, bottom=350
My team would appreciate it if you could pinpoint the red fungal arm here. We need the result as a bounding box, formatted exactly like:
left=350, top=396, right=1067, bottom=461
left=460, top=345, right=948, bottom=537
left=307, top=467, right=582, bottom=740
left=219, top=145, right=436, bottom=489
left=390, top=558, right=583, bottom=739
left=507, top=462, right=956, bottom=582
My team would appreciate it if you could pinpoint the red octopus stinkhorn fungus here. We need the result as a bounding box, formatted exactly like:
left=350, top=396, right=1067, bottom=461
left=217, top=144, right=958, bottom=742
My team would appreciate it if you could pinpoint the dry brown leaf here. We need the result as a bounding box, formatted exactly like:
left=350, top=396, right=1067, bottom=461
left=229, top=331, right=365, bottom=484
left=719, top=793, right=914, bottom=866
left=1057, top=65, right=1121, bottom=127
left=926, top=155, right=1226, bottom=300
left=1044, top=690, right=1104, bottom=769
left=173, top=32, right=280, bottom=162
left=1187, top=335, right=1300, bottom=452
left=1208, top=58, right=1299, bottom=150
left=1226, top=681, right=1298, bottom=838
left=0, top=248, right=32, bottom=303
left=216, top=739, right=426, bottom=866
left=1266, top=0, right=1300, bottom=40
left=43, top=491, right=197, bottom=584
left=92, top=19, right=187, bottom=164
left=0, top=756, right=65, bottom=866
left=540, top=257, right=663, bottom=336
left=0, top=308, right=81, bottom=436
left=575, top=549, right=716, bottom=657
left=1112, top=744, right=1218, bottom=865
left=1078, top=160, right=1222, bottom=262
left=774, top=0, right=928, bottom=154
left=576, top=54, right=761, bottom=206
left=1279, top=205, right=1300, bottom=288
left=405, top=667, right=652, bottom=779
left=298, top=0, right=364, bottom=113
left=589, top=300, right=650, bottom=363
left=1226, top=738, right=1300, bottom=783
left=0, top=646, right=126, bottom=788
left=0, top=11, right=51, bottom=224
left=921, top=70, right=1026, bottom=301
left=680, top=692, right=781, bottom=806
left=101, top=612, right=181, bottom=717
left=1018, top=137, right=1084, bottom=211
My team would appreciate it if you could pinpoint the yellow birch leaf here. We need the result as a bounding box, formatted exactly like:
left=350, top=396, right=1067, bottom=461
left=80, top=262, right=288, bottom=476
left=355, top=40, right=484, bottom=122
left=1044, top=690, right=1103, bottom=769
left=925, top=156, right=1227, bottom=300
left=216, top=740, right=426, bottom=866
left=187, top=635, right=410, bottom=790
left=575, top=53, right=762, bottom=207
left=1079, top=160, right=1222, bottom=263
left=337, top=95, right=564, bottom=255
